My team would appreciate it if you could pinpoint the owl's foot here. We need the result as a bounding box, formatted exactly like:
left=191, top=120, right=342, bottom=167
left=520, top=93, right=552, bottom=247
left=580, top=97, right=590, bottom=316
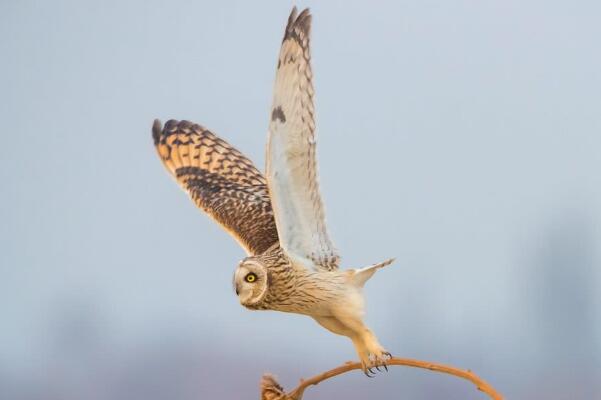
left=360, top=350, right=392, bottom=377
left=348, top=327, right=392, bottom=376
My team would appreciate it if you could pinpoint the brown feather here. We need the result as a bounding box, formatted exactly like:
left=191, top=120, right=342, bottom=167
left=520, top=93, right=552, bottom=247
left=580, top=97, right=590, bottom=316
left=153, top=119, right=279, bottom=255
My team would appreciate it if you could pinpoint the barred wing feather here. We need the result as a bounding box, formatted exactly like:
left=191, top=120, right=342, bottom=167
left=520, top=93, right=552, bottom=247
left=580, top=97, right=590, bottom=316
left=153, top=119, right=279, bottom=256
left=266, top=8, right=340, bottom=271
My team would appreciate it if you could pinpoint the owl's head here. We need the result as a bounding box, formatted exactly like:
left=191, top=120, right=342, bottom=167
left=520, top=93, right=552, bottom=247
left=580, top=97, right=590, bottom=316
left=233, top=258, right=269, bottom=306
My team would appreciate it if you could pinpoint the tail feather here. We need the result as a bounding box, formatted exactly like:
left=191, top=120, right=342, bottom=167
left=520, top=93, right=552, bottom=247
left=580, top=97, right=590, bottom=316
left=351, top=258, right=395, bottom=288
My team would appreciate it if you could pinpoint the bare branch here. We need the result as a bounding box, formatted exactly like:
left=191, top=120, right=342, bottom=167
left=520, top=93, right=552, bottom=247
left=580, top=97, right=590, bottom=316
left=260, top=357, right=503, bottom=399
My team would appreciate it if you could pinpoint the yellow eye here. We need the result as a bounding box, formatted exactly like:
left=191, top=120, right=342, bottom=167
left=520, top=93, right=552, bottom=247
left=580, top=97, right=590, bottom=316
left=245, top=273, right=257, bottom=283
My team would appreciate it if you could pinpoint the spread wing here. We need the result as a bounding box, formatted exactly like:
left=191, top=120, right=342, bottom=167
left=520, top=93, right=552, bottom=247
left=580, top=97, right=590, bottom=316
left=153, top=119, right=279, bottom=255
left=266, top=8, right=340, bottom=271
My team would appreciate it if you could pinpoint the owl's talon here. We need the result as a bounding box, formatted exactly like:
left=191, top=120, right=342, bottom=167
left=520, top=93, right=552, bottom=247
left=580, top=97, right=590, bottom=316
left=358, top=345, right=392, bottom=377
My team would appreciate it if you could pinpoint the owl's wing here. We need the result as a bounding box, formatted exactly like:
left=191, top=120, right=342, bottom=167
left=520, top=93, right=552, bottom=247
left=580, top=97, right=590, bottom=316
left=266, top=8, right=340, bottom=271
left=153, top=119, right=279, bottom=256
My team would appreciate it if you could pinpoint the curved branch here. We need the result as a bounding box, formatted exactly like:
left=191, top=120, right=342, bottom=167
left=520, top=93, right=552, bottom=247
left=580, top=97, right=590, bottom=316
left=260, top=357, right=503, bottom=400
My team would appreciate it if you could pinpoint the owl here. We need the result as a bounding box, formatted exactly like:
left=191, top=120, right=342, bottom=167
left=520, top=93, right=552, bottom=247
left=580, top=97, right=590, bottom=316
left=153, top=7, right=393, bottom=375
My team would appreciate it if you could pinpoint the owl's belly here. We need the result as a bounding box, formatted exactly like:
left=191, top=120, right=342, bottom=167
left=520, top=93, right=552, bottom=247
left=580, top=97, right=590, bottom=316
left=271, top=286, right=361, bottom=318
left=271, top=298, right=334, bottom=316
left=250, top=268, right=356, bottom=316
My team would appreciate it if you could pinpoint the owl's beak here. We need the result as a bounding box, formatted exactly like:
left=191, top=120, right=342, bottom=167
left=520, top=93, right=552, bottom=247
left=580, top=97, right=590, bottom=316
left=235, top=284, right=240, bottom=296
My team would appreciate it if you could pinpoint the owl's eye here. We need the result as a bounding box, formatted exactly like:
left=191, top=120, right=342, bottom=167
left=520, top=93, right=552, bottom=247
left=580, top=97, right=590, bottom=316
left=245, top=273, right=257, bottom=283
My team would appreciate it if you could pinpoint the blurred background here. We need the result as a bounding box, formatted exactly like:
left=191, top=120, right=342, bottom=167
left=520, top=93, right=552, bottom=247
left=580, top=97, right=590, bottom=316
left=2, top=1, right=600, bottom=399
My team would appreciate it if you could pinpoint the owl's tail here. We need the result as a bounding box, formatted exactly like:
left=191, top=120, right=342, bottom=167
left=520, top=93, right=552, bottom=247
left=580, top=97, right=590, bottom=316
left=351, top=258, right=395, bottom=288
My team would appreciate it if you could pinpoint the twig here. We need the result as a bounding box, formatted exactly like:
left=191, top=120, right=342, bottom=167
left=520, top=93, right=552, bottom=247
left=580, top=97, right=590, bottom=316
left=260, top=357, right=503, bottom=399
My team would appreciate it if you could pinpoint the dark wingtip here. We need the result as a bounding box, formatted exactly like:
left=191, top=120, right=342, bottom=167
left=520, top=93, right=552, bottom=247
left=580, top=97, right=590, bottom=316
left=152, top=119, right=163, bottom=145
left=284, top=7, right=311, bottom=42
left=287, top=6, right=298, bottom=27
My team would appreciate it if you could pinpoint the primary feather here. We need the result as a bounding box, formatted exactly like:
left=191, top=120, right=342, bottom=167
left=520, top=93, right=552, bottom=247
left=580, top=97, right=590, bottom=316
left=153, top=119, right=278, bottom=255
left=266, top=7, right=340, bottom=272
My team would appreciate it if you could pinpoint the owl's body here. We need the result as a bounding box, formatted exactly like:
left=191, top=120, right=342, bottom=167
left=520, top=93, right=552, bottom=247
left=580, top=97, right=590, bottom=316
left=234, top=245, right=393, bottom=370
left=241, top=247, right=347, bottom=315
left=241, top=246, right=389, bottom=315
left=153, top=8, right=393, bottom=373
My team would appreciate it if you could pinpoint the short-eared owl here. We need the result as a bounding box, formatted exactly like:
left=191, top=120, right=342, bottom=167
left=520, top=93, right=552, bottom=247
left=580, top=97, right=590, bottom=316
left=153, top=7, right=393, bottom=374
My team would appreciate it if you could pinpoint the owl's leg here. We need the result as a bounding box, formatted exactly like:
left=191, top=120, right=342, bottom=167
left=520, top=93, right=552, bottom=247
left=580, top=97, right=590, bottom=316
left=360, top=327, right=391, bottom=369
left=314, top=316, right=373, bottom=376
left=354, top=327, right=390, bottom=371
left=313, top=316, right=354, bottom=337
left=328, top=311, right=391, bottom=373
left=314, top=315, right=390, bottom=376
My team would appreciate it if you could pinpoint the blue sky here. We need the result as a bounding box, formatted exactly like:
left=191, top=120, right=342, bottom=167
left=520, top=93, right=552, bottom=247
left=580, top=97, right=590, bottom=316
left=2, top=1, right=600, bottom=398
